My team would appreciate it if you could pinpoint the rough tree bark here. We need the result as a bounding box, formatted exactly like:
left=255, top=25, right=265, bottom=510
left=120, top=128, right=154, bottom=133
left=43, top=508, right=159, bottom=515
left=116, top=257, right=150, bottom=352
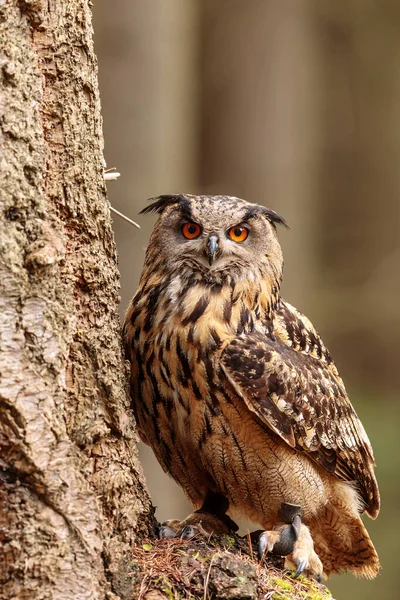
left=0, top=2, right=333, bottom=599
left=0, top=1, right=153, bottom=598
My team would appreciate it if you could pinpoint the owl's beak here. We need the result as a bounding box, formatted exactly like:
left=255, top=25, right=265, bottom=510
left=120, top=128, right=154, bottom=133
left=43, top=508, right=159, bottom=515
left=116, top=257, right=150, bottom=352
left=206, top=235, right=219, bottom=266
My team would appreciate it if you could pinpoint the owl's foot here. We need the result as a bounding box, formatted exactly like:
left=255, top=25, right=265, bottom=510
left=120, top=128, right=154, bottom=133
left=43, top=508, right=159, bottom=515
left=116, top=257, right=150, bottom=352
left=258, top=503, right=323, bottom=581
left=258, top=503, right=302, bottom=558
left=158, top=491, right=239, bottom=540
left=284, top=523, right=323, bottom=582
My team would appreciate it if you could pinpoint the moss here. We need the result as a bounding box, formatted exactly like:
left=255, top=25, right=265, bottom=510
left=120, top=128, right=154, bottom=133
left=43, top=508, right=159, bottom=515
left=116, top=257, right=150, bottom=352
left=303, top=590, right=331, bottom=600
left=294, top=576, right=332, bottom=600
left=153, top=577, right=179, bottom=600
left=267, top=572, right=333, bottom=600
left=304, top=579, right=331, bottom=599
left=270, top=577, right=295, bottom=592
left=220, top=534, right=236, bottom=548
left=162, top=580, right=175, bottom=600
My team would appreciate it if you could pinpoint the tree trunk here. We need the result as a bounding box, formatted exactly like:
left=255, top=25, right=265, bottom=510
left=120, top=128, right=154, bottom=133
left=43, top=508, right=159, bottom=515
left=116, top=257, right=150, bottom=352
left=0, top=2, right=333, bottom=599
left=0, top=1, right=153, bottom=598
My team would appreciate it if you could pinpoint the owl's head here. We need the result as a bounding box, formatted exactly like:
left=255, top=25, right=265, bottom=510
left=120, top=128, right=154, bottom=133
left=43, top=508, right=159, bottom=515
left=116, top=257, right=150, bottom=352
left=141, top=194, right=287, bottom=284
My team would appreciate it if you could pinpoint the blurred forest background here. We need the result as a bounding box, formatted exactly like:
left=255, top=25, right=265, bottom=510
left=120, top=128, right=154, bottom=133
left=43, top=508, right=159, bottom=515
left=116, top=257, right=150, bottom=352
left=93, top=2, right=399, bottom=599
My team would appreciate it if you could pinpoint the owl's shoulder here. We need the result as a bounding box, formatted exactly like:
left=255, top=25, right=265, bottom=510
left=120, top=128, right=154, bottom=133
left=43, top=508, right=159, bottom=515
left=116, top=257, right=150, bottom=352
left=273, top=299, right=337, bottom=373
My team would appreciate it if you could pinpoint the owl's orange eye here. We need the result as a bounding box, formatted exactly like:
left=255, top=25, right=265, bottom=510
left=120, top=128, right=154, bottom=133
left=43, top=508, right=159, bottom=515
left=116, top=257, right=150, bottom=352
left=182, top=222, right=202, bottom=239
left=227, top=225, right=249, bottom=243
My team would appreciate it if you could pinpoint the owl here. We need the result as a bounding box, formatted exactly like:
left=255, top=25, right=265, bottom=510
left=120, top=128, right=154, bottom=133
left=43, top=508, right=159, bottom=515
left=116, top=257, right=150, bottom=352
left=123, top=194, right=380, bottom=580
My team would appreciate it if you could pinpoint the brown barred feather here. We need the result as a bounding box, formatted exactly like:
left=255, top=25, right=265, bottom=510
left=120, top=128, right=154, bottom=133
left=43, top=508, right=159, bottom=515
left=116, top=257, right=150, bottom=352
left=221, top=318, right=380, bottom=518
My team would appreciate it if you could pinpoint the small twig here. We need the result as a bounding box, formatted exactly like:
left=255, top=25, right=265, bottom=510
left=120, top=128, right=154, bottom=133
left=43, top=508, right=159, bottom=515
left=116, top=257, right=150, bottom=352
left=103, top=168, right=141, bottom=228
left=109, top=205, right=141, bottom=229
left=203, top=554, right=215, bottom=600
left=104, top=167, right=121, bottom=181
left=138, top=573, right=151, bottom=600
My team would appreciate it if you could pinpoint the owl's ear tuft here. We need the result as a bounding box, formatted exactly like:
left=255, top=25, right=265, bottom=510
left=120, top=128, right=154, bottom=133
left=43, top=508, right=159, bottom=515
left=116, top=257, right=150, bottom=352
left=140, top=194, right=186, bottom=215
left=243, top=205, right=289, bottom=229
left=262, top=208, right=289, bottom=229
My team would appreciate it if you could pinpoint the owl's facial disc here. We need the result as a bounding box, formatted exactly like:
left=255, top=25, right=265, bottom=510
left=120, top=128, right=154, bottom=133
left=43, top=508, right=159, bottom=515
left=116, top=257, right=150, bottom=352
left=151, top=196, right=285, bottom=280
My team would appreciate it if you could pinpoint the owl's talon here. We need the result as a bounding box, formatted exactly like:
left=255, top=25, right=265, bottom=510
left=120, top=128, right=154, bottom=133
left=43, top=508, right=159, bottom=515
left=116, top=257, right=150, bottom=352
left=158, top=519, right=183, bottom=539
left=158, top=525, right=177, bottom=539
left=180, top=525, right=195, bottom=539
left=259, top=502, right=302, bottom=559
left=258, top=530, right=281, bottom=558
left=258, top=524, right=297, bottom=558
left=158, top=521, right=197, bottom=540
left=293, top=558, right=307, bottom=578
left=284, top=523, right=324, bottom=581
left=157, top=493, right=236, bottom=541
left=259, top=504, right=323, bottom=581
left=158, top=520, right=197, bottom=539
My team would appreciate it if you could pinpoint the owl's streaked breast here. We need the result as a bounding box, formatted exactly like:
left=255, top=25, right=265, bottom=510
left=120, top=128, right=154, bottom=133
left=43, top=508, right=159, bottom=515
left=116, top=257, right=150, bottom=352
left=125, top=274, right=274, bottom=481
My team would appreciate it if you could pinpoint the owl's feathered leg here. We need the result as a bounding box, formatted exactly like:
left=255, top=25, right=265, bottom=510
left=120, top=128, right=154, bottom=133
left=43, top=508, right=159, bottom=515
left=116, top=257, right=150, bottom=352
left=258, top=503, right=323, bottom=581
left=159, top=491, right=239, bottom=539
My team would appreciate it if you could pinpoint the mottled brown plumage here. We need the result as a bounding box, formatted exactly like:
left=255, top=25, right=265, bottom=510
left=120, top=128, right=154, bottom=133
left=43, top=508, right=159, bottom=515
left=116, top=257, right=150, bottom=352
left=124, top=194, right=380, bottom=579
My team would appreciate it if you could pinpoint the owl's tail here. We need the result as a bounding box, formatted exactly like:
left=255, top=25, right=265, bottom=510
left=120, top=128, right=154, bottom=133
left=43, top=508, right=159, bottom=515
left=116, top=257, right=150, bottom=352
left=310, top=502, right=380, bottom=579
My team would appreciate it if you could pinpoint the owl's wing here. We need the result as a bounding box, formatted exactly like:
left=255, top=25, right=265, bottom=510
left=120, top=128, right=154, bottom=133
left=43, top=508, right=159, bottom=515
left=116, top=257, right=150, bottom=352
left=220, top=301, right=380, bottom=518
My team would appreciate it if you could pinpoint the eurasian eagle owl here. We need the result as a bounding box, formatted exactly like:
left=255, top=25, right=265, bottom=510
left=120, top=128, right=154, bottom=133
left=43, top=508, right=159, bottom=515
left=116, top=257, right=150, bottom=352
left=124, top=194, right=380, bottom=580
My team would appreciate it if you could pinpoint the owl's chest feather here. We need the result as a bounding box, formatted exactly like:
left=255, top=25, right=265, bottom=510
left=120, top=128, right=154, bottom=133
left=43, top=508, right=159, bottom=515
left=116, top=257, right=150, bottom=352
left=135, top=324, right=220, bottom=437
left=127, top=278, right=273, bottom=445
